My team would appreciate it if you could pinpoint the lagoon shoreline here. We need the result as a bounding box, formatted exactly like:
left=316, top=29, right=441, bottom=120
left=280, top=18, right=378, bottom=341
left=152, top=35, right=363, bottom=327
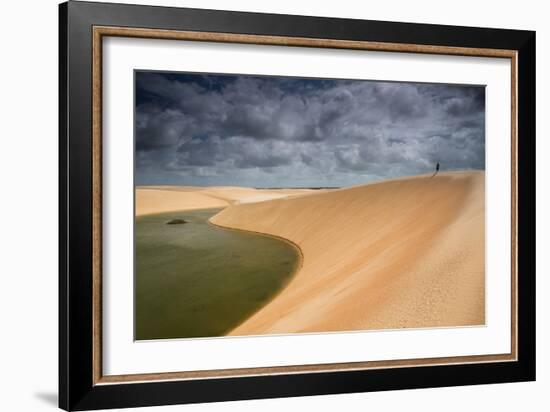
left=136, top=171, right=485, bottom=337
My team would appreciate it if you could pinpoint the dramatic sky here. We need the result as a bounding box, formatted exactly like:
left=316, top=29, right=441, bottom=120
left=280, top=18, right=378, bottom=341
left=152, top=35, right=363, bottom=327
left=135, top=71, right=485, bottom=188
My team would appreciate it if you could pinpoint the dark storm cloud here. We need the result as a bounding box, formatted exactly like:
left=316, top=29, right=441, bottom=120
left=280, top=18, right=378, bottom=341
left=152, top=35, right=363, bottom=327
left=135, top=71, right=485, bottom=187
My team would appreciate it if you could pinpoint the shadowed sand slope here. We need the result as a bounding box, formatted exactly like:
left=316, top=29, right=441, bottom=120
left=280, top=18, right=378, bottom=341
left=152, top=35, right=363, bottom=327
left=210, top=171, right=485, bottom=335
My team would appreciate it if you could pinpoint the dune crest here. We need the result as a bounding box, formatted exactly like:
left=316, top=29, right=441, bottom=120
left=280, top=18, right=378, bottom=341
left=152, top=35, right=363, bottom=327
left=210, top=171, right=485, bottom=335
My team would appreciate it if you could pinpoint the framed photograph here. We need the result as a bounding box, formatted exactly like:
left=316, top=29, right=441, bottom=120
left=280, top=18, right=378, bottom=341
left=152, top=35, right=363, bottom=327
left=59, top=1, right=535, bottom=410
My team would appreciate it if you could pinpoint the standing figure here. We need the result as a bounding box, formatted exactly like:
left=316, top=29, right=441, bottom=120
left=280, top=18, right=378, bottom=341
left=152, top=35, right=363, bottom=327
left=432, top=162, right=440, bottom=178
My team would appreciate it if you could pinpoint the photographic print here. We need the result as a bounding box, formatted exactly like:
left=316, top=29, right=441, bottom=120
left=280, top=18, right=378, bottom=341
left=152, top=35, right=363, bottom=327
left=60, top=5, right=534, bottom=408
left=134, top=70, right=486, bottom=341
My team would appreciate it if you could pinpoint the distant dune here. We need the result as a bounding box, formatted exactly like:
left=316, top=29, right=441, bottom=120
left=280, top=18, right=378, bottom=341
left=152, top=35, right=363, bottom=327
left=136, top=188, right=227, bottom=216
left=136, top=186, right=315, bottom=216
left=210, top=172, right=485, bottom=335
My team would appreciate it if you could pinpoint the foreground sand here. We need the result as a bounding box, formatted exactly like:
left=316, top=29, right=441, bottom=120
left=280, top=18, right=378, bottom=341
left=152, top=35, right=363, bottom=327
left=210, top=171, right=485, bottom=334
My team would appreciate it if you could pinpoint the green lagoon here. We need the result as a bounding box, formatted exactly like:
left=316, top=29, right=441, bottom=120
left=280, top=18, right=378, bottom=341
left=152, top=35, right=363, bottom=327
left=135, top=208, right=300, bottom=340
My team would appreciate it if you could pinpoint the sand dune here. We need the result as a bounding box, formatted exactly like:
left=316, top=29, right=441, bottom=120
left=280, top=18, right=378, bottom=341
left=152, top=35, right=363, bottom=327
left=199, top=187, right=314, bottom=205
left=136, top=188, right=228, bottom=216
left=210, top=171, right=485, bottom=335
left=136, top=186, right=315, bottom=216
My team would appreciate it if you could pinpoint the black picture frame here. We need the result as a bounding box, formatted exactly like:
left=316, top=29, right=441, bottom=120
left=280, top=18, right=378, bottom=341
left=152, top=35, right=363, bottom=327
left=59, top=1, right=536, bottom=410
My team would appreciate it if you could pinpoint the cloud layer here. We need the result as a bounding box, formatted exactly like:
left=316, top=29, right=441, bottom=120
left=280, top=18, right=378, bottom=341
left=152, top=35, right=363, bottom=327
left=135, top=71, right=485, bottom=187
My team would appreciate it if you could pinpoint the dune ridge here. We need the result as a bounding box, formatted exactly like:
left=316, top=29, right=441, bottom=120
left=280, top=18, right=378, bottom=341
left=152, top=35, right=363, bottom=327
left=210, top=171, right=485, bottom=335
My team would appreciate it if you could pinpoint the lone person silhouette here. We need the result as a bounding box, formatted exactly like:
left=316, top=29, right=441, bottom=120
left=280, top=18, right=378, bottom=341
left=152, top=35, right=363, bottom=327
left=432, top=162, right=440, bottom=178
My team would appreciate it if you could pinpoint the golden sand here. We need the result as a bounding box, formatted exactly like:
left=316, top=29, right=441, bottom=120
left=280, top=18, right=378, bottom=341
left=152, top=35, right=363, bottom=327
left=210, top=172, right=485, bottom=335
left=135, top=188, right=227, bottom=216
left=135, top=186, right=315, bottom=216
